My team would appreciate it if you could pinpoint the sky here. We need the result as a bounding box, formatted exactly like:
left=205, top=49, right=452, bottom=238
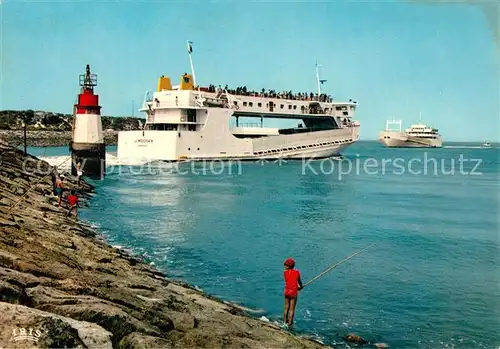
left=0, top=0, right=498, bottom=141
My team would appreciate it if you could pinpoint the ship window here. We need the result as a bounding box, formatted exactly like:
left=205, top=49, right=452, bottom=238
left=280, top=104, right=284, bottom=109
left=150, top=123, right=178, bottom=131
left=249, top=102, right=254, bottom=107
left=187, top=109, right=197, bottom=123
left=233, top=101, right=238, bottom=106
left=258, top=103, right=262, bottom=107
left=288, top=105, right=292, bottom=109
left=343, top=111, right=348, bottom=116
left=243, top=102, right=247, bottom=106
left=293, top=105, right=297, bottom=110
left=335, top=106, right=342, bottom=111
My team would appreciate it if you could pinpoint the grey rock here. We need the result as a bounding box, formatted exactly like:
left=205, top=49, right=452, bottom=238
left=0, top=302, right=113, bottom=349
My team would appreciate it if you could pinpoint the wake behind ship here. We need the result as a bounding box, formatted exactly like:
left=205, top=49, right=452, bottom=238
left=117, top=46, right=360, bottom=162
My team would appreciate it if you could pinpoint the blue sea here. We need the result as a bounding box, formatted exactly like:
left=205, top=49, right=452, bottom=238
left=38, top=142, right=500, bottom=348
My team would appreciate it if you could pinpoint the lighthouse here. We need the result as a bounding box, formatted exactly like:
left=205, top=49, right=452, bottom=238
left=70, top=64, right=105, bottom=178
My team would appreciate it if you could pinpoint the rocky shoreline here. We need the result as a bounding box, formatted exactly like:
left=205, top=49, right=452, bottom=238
left=0, top=141, right=328, bottom=348
left=0, top=130, right=119, bottom=147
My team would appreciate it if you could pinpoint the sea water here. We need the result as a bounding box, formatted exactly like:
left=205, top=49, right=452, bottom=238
left=67, top=141, right=498, bottom=348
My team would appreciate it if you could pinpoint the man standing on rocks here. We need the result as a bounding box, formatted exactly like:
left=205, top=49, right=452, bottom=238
left=76, top=162, right=83, bottom=186
left=51, top=167, right=59, bottom=195
left=55, top=175, right=65, bottom=207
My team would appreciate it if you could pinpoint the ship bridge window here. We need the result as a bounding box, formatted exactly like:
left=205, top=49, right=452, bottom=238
left=343, top=111, right=348, bottom=116
left=293, top=105, right=297, bottom=110
left=335, top=106, right=342, bottom=111
left=249, top=102, right=254, bottom=107
left=258, top=102, right=262, bottom=107
left=148, top=123, right=178, bottom=131
left=280, top=104, right=284, bottom=109
left=243, top=101, right=247, bottom=106
left=288, top=105, right=292, bottom=109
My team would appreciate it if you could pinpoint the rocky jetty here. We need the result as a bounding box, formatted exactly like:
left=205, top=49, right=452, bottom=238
left=0, top=130, right=119, bottom=147
left=0, top=141, right=328, bottom=348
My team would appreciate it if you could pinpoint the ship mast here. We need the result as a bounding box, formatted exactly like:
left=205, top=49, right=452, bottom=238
left=187, top=40, right=196, bottom=88
left=315, top=63, right=327, bottom=98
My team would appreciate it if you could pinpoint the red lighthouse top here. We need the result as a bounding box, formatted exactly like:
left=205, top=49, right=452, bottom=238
left=75, top=64, right=101, bottom=115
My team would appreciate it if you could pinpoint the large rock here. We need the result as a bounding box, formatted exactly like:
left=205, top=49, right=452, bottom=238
left=0, top=302, right=113, bottom=349
left=119, top=332, right=174, bottom=349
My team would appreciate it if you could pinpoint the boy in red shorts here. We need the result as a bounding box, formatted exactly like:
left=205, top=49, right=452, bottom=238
left=283, top=258, right=303, bottom=327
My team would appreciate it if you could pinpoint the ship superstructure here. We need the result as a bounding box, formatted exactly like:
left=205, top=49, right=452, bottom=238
left=117, top=45, right=360, bottom=162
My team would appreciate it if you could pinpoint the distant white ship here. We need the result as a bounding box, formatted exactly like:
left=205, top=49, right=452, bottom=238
left=117, top=43, right=360, bottom=162
left=482, top=142, right=491, bottom=148
left=379, top=119, right=442, bottom=148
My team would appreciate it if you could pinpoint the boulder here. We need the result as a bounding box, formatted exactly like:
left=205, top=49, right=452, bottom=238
left=0, top=302, right=113, bottom=349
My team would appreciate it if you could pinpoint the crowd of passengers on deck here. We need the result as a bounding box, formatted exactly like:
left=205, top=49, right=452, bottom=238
left=205, top=85, right=335, bottom=103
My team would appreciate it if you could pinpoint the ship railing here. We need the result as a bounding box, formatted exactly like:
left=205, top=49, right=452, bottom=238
left=236, top=122, right=262, bottom=128
left=143, top=90, right=153, bottom=103
left=204, top=89, right=242, bottom=109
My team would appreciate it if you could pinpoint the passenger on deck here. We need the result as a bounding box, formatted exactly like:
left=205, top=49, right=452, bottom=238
left=206, top=83, right=333, bottom=104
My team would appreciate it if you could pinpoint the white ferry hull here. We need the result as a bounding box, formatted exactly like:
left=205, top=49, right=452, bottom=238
left=118, top=108, right=359, bottom=162
left=118, top=129, right=358, bottom=162
left=379, top=131, right=442, bottom=148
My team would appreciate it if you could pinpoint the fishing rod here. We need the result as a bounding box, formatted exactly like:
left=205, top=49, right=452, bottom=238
left=301, top=243, right=376, bottom=289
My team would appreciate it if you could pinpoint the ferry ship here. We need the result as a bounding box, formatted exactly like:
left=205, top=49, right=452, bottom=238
left=379, top=119, right=442, bottom=148
left=117, top=45, right=360, bottom=162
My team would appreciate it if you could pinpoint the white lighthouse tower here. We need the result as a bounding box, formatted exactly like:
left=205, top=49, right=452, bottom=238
left=70, top=64, right=105, bottom=178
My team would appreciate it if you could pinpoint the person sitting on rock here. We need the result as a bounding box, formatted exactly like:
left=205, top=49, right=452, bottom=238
left=66, top=190, right=79, bottom=220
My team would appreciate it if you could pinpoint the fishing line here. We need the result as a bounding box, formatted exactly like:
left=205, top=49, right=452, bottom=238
left=302, top=243, right=376, bottom=289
